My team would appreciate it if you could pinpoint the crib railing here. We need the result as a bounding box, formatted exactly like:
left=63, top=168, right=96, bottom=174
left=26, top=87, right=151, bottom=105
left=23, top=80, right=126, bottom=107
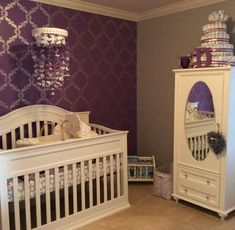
left=0, top=120, right=56, bottom=150
left=0, top=123, right=128, bottom=230
left=185, top=118, right=216, bottom=161
left=0, top=121, right=113, bottom=151
left=0, top=106, right=129, bottom=230
left=187, top=134, right=209, bottom=161
left=1, top=151, right=126, bottom=230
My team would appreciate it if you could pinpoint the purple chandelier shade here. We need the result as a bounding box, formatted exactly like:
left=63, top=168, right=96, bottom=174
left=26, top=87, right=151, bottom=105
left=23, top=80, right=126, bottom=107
left=32, top=27, right=70, bottom=95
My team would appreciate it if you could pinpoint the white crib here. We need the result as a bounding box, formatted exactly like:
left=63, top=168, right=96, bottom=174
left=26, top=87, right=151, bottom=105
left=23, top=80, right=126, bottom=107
left=0, top=105, right=129, bottom=230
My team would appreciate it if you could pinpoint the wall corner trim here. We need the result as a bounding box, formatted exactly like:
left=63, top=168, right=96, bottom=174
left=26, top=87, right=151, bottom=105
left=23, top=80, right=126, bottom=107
left=139, top=0, right=228, bottom=21
left=32, top=0, right=227, bottom=22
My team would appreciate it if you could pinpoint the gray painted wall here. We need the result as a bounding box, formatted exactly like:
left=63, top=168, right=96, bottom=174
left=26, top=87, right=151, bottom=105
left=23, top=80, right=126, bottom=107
left=137, top=0, right=235, bottom=166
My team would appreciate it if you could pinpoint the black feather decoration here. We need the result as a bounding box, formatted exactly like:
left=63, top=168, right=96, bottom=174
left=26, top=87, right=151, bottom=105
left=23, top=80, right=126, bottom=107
left=207, top=131, right=226, bottom=155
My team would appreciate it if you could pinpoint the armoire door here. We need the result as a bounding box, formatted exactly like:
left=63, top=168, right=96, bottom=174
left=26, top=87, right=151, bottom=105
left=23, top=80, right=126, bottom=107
left=174, top=70, right=225, bottom=174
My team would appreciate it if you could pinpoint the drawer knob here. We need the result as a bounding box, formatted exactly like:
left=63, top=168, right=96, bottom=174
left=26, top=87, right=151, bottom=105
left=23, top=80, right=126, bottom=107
left=184, top=188, right=187, bottom=193
left=185, top=174, right=188, bottom=179
left=206, top=196, right=210, bottom=201
left=207, top=180, right=210, bottom=185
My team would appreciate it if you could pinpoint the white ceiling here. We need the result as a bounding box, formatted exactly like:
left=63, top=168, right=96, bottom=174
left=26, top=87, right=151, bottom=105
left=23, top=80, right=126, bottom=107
left=78, top=0, right=184, bottom=13
left=33, top=0, right=228, bottom=21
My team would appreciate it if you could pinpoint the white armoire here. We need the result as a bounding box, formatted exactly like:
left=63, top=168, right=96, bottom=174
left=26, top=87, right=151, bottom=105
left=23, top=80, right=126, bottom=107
left=173, top=67, right=235, bottom=220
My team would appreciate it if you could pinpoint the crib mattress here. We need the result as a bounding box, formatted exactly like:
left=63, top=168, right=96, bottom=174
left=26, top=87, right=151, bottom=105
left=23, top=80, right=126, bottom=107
left=7, top=160, right=116, bottom=202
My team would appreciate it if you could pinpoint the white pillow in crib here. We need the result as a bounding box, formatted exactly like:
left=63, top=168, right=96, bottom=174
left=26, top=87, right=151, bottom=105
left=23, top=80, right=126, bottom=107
left=16, top=138, right=40, bottom=148
left=53, top=124, right=70, bottom=139
left=78, top=120, right=97, bottom=138
left=65, top=113, right=97, bottom=138
left=16, top=125, right=65, bottom=148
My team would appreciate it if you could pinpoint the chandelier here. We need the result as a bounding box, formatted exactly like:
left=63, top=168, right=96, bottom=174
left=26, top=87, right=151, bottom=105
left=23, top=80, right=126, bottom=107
left=32, top=27, right=70, bottom=95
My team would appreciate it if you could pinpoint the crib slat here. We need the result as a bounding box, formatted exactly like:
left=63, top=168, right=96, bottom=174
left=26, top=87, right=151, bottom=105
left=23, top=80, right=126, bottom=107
left=20, top=125, right=24, bottom=139
left=44, top=121, right=48, bottom=136
left=13, top=177, right=20, bottom=230
left=198, top=136, right=201, bottom=160
left=203, top=135, right=206, bottom=157
left=36, top=121, right=40, bottom=137
left=197, top=136, right=200, bottom=160
left=88, top=159, right=93, bottom=208
left=200, top=136, right=203, bottom=160
left=45, top=169, right=51, bottom=223
left=64, top=166, right=69, bottom=216
left=103, top=156, right=107, bottom=202
left=35, top=172, right=41, bottom=227
left=205, top=134, right=209, bottom=154
left=28, top=122, right=33, bottom=138
left=110, top=155, right=114, bottom=199
left=2, top=135, right=7, bottom=150
left=11, top=131, right=16, bottom=149
left=24, top=174, right=31, bottom=230
left=190, top=138, right=194, bottom=159
left=194, top=137, right=197, bottom=160
left=0, top=179, right=10, bottom=230
left=199, top=135, right=203, bottom=160
left=55, top=167, right=60, bottom=220
left=96, top=158, right=100, bottom=205
left=120, top=153, right=125, bottom=196
left=193, top=138, right=195, bottom=158
left=187, top=138, right=190, bottom=150
left=116, top=153, right=121, bottom=197
left=81, top=161, right=85, bottom=210
left=72, top=163, right=77, bottom=213
left=202, top=135, right=204, bottom=158
left=189, top=137, right=192, bottom=152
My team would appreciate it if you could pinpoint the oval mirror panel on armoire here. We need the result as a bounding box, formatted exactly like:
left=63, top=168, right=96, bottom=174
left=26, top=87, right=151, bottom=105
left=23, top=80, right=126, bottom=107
left=185, top=81, right=215, bottom=161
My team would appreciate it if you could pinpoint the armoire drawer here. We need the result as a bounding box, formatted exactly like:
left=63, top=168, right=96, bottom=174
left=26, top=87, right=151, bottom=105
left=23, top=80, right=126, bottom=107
left=177, top=166, right=220, bottom=207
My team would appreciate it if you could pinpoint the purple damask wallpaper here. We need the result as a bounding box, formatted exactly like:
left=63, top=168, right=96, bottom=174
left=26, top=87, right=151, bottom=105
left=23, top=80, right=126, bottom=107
left=0, top=0, right=137, bottom=154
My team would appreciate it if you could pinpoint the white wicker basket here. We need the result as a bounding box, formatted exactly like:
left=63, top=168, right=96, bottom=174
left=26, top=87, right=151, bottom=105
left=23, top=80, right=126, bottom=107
left=153, top=164, right=173, bottom=200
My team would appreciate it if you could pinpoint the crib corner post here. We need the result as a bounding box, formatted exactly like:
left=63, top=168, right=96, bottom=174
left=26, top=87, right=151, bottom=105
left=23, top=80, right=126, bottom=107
left=121, top=133, right=129, bottom=203
left=0, top=157, right=10, bottom=230
left=0, top=189, right=10, bottom=230
left=0, top=200, right=2, bottom=230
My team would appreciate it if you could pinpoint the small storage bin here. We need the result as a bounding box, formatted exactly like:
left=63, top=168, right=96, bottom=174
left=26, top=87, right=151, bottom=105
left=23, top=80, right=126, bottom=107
left=153, top=164, right=173, bottom=200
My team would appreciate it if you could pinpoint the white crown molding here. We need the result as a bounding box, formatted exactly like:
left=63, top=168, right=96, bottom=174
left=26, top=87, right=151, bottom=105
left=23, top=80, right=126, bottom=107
left=31, top=0, right=139, bottom=21
left=32, top=0, right=228, bottom=22
left=139, top=0, right=228, bottom=21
